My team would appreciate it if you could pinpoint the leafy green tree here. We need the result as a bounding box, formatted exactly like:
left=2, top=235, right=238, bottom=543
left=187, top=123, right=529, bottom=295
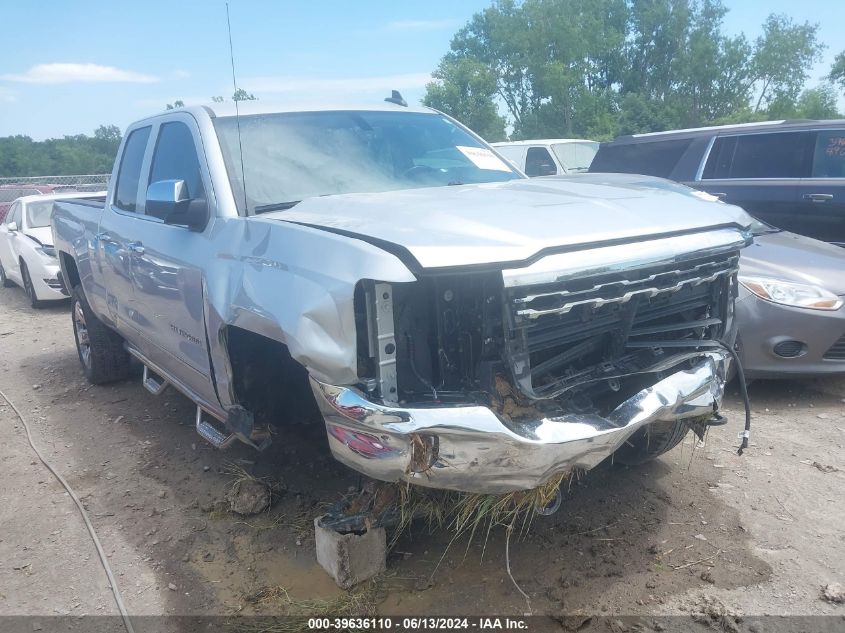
left=828, top=51, right=845, bottom=95
left=769, top=84, right=841, bottom=119
left=423, top=57, right=507, bottom=140
left=233, top=88, right=257, bottom=102
left=0, top=126, right=123, bottom=177
left=425, top=0, right=833, bottom=140
left=750, top=14, right=825, bottom=111
left=165, top=99, right=185, bottom=110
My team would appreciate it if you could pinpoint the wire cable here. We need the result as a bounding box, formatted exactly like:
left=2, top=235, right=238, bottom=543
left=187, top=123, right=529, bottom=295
left=0, top=388, right=135, bottom=633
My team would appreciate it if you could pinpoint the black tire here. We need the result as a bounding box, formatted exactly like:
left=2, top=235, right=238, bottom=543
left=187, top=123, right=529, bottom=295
left=71, top=284, right=130, bottom=384
left=20, top=260, right=44, bottom=308
left=0, top=261, right=13, bottom=287
left=613, top=420, right=690, bottom=466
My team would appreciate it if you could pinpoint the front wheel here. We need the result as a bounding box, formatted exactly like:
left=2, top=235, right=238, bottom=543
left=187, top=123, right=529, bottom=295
left=71, top=285, right=130, bottom=384
left=0, top=261, right=13, bottom=287
left=20, top=261, right=43, bottom=308
left=613, top=420, right=690, bottom=466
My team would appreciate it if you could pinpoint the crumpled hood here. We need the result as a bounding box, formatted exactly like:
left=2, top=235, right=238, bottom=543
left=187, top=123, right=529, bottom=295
left=742, top=231, right=845, bottom=295
left=265, top=176, right=753, bottom=270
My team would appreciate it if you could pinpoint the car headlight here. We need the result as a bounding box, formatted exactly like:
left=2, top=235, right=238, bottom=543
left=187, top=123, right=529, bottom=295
left=739, top=276, right=843, bottom=311
left=37, top=245, right=57, bottom=258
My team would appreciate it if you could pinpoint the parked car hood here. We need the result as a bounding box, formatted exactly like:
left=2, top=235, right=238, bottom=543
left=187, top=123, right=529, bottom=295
left=266, top=177, right=752, bottom=270
left=24, top=226, right=53, bottom=247
left=742, top=230, right=845, bottom=295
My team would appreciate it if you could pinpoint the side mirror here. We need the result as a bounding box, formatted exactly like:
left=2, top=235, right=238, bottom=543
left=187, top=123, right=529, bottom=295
left=6, top=222, right=17, bottom=232
left=146, top=179, right=208, bottom=232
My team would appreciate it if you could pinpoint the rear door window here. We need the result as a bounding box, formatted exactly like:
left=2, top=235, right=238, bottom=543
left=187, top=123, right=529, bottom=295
left=589, top=139, right=691, bottom=178
left=524, top=146, right=557, bottom=176
left=812, top=130, right=845, bottom=178
left=114, top=126, right=152, bottom=212
left=704, top=132, right=813, bottom=179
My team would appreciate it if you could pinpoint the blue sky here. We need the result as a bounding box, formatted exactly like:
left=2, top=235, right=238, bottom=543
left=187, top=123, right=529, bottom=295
left=0, top=0, right=842, bottom=139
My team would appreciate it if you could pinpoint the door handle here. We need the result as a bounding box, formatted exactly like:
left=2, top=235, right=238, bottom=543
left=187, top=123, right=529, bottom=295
left=803, top=193, right=833, bottom=202
left=128, top=241, right=145, bottom=256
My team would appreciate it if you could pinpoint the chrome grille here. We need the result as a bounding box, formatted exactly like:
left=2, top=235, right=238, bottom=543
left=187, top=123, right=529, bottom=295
left=504, top=251, right=739, bottom=399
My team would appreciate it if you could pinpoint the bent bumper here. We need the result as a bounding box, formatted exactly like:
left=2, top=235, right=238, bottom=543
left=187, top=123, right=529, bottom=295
left=310, top=351, right=729, bottom=494
left=30, top=258, right=67, bottom=301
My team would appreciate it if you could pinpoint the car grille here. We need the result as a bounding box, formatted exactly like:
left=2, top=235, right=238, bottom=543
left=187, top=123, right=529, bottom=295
left=823, top=335, right=845, bottom=360
left=504, top=252, right=739, bottom=399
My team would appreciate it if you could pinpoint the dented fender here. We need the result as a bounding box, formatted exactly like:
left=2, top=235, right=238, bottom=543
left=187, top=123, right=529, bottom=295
left=202, top=216, right=416, bottom=409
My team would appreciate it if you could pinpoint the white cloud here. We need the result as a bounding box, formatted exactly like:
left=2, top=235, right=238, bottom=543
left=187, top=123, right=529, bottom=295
left=385, top=19, right=460, bottom=31
left=242, top=72, right=432, bottom=95
left=0, top=63, right=158, bottom=84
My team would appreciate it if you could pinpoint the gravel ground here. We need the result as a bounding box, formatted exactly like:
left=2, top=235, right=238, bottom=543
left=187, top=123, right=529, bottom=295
left=0, top=285, right=843, bottom=632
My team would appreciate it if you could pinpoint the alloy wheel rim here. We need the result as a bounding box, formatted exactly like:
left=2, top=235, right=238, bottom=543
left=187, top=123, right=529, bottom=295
left=74, top=301, right=92, bottom=368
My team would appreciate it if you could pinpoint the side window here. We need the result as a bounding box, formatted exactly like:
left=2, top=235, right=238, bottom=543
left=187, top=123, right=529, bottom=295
left=114, top=126, right=152, bottom=212
left=702, top=137, right=734, bottom=179
left=590, top=139, right=691, bottom=178
left=812, top=130, right=845, bottom=178
left=148, top=121, right=206, bottom=220
left=525, top=146, right=557, bottom=177
left=710, top=132, right=813, bottom=179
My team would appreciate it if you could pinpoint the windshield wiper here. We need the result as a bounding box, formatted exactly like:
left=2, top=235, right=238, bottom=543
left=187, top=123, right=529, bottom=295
left=254, top=200, right=301, bottom=214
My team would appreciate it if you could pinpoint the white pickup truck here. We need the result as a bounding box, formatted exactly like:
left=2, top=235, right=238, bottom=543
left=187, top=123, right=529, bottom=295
left=52, top=100, right=752, bottom=494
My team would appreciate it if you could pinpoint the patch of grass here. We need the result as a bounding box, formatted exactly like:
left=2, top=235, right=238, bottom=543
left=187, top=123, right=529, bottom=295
left=392, top=470, right=577, bottom=551
left=223, top=461, right=285, bottom=496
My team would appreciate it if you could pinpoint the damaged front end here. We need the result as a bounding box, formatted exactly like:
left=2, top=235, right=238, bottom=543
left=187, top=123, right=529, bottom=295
left=312, top=228, right=750, bottom=494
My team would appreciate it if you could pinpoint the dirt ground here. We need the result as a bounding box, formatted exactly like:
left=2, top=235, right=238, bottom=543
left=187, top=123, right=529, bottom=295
left=0, top=285, right=843, bottom=632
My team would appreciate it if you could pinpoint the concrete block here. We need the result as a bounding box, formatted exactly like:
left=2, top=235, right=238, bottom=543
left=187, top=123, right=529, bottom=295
left=314, top=516, right=386, bottom=589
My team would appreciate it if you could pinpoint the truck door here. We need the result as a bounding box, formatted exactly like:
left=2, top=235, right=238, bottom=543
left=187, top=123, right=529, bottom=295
left=96, top=125, right=153, bottom=325
left=124, top=116, right=214, bottom=387
left=795, top=129, right=845, bottom=246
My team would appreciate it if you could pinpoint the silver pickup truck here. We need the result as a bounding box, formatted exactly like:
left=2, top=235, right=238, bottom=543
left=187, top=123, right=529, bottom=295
left=52, top=101, right=753, bottom=494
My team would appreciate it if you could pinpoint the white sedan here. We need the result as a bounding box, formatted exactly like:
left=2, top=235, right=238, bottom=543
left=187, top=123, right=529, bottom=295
left=0, top=192, right=106, bottom=307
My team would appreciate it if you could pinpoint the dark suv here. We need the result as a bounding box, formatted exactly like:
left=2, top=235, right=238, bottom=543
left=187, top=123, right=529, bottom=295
left=590, top=120, right=845, bottom=246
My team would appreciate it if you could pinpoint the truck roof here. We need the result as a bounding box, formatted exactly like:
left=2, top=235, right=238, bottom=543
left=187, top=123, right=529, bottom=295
left=135, top=100, right=435, bottom=126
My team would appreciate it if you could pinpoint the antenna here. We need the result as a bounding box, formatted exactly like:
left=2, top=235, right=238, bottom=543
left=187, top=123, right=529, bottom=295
left=226, top=2, right=249, bottom=215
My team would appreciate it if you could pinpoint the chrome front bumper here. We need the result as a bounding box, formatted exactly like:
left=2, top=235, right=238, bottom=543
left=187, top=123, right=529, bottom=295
left=310, top=351, right=729, bottom=494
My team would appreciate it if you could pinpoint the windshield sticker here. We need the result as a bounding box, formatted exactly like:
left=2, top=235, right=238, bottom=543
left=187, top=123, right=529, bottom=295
left=456, top=146, right=512, bottom=172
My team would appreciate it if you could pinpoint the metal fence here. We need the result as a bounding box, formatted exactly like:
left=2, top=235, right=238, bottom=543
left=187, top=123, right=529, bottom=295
left=0, top=173, right=110, bottom=189
left=0, top=174, right=111, bottom=221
